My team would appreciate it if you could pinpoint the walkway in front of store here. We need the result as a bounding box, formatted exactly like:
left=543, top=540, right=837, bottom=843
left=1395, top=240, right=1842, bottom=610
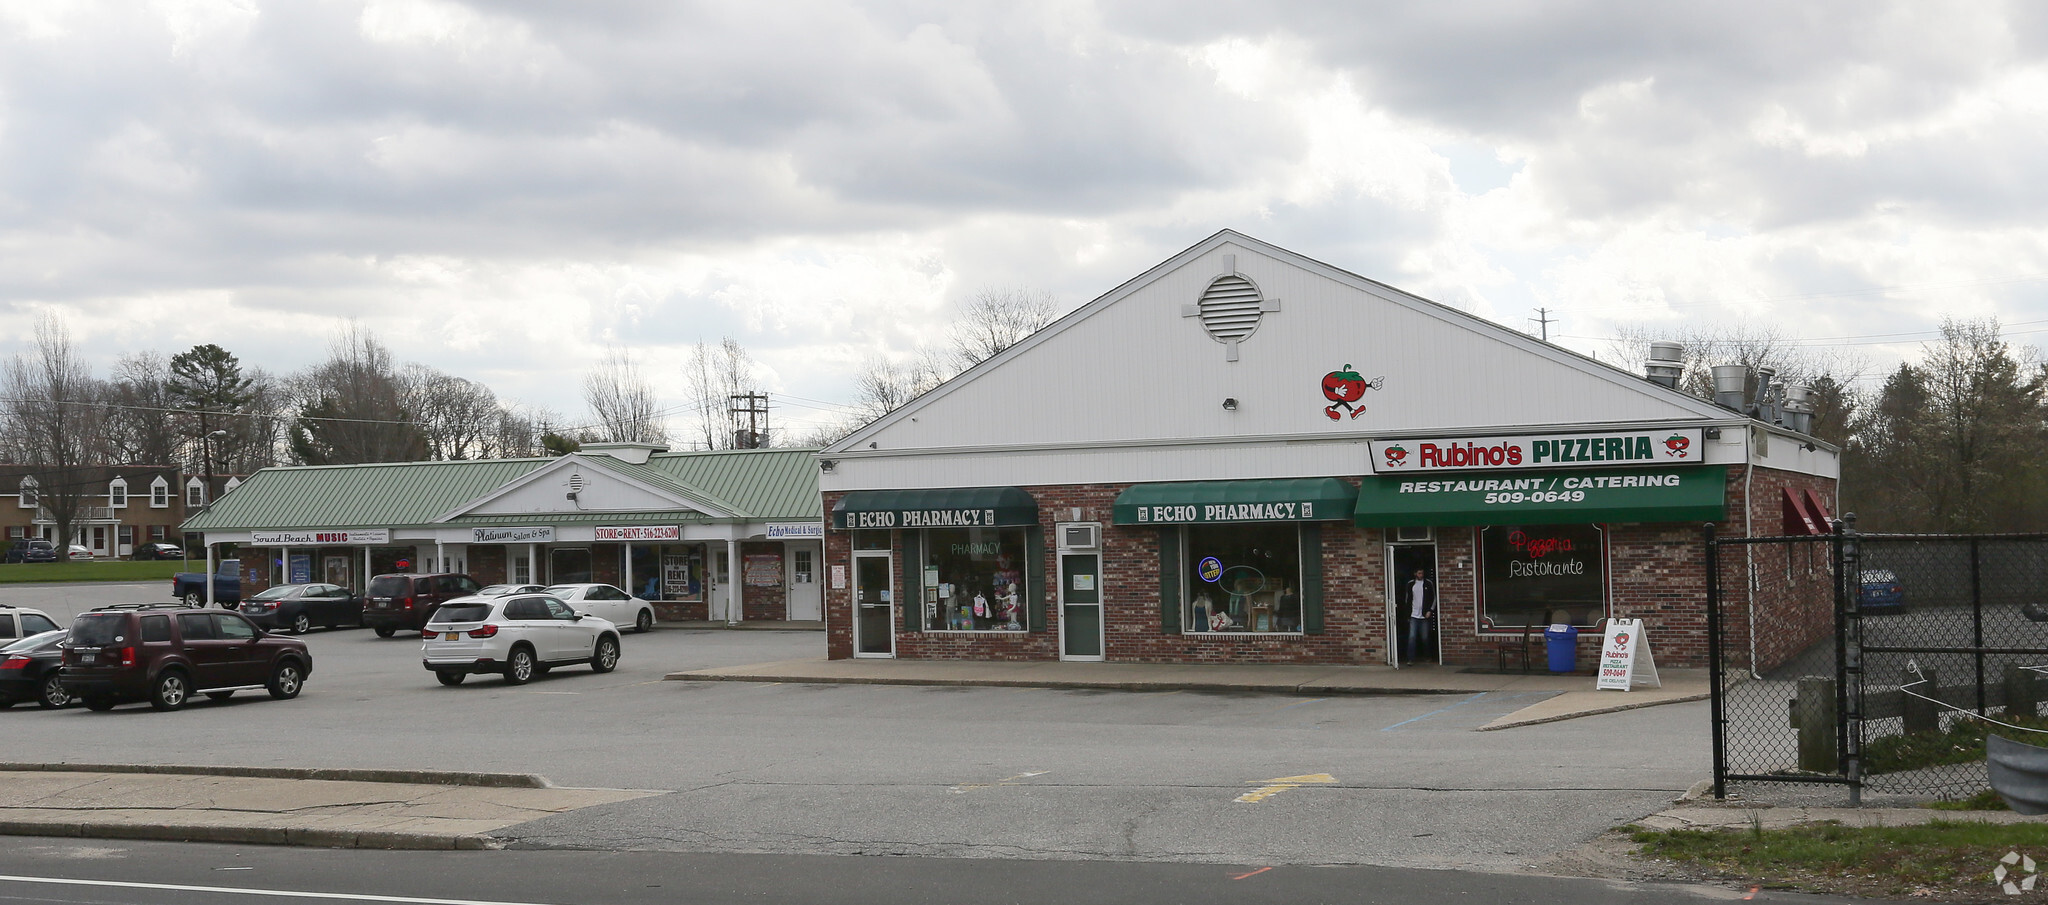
left=666, top=658, right=1708, bottom=731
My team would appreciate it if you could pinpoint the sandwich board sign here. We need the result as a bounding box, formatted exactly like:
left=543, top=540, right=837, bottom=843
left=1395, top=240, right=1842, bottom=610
left=1596, top=618, right=1661, bottom=690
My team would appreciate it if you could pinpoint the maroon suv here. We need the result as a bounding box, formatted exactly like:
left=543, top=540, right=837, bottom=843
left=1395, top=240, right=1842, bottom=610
left=61, top=604, right=312, bottom=712
left=363, top=573, right=483, bottom=638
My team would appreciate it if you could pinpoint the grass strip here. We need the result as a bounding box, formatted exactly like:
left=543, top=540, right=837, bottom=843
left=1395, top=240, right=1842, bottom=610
left=1634, top=820, right=2048, bottom=900
left=0, top=561, right=183, bottom=585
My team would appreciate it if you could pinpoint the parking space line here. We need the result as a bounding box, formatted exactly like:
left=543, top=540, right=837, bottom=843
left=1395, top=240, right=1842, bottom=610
left=1378, top=692, right=1486, bottom=731
left=0, top=873, right=564, bottom=905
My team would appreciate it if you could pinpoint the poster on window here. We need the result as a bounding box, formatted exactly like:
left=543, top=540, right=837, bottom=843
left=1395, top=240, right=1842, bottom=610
left=1477, top=524, right=1606, bottom=629
left=663, top=551, right=703, bottom=602
left=744, top=553, right=783, bottom=587
left=289, top=554, right=312, bottom=585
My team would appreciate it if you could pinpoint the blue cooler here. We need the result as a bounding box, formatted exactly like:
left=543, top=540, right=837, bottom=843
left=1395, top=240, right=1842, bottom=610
left=1544, top=624, right=1580, bottom=673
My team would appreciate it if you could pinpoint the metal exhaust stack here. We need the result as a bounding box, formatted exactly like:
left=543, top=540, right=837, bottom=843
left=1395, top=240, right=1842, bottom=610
left=1782, top=383, right=1814, bottom=435
left=1711, top=365, right=1748, bottom=411
left=1645, top=341, right=1684, bottom=389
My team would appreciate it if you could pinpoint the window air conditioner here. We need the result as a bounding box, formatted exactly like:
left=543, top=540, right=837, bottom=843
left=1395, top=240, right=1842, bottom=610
left=1058, top=523, right=1100, bottom=551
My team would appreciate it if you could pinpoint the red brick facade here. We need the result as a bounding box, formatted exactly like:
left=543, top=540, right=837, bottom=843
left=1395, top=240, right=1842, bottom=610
left=824, top=463, right=1839, bottom=670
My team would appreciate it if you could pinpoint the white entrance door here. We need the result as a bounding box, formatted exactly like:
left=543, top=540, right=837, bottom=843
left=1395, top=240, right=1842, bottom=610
left=785, top=544, right=822, bottom=620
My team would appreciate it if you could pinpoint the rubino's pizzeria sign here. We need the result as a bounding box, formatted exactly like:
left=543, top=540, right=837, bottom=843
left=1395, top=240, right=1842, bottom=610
left=249, top=529, right=389, bottom=546
left=1369, top=429, right=1703, bottom=474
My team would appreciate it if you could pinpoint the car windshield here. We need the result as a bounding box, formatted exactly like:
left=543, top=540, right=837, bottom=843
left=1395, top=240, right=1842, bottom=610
left=1861, top=570, right=1898, bottom=583
left=69, top=614, right=126, bottom=647
left=428, top=602, right=495, bottom=624
left=478, top=585, right=519, bottom=596
left=543, top=586, right=578, bottom=597
left=1, top=630, right=61, bottom=654
left=249, top=586, right=302, bottom=601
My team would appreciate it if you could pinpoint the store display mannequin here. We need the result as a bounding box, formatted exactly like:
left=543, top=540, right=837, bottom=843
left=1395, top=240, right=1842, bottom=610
left=999, top=582, right=1021, bottom=630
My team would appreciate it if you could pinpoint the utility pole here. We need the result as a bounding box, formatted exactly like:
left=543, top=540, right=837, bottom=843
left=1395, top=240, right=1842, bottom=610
left=1532, top=308, right=1556, bottom=342
left=728, top=393, right=769, bottom=449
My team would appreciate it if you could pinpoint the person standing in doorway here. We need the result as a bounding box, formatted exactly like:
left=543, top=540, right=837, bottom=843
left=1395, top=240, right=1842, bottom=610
left=1404, top=568, right=1435, bottom=664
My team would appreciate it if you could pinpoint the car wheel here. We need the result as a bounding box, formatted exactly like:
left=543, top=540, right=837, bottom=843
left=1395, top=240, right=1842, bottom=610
left=374, top=626, right=396, bottom=638
left=591, top=635, right=620, bottom=674
left=84, top=696, right=116, bottom=712
left=291, top=613, right=312, bottom=635
left=38, top=673, right=69, bottom=709
left=634, top=609, right=654, bottom=634
left=436, top=671, right=466, bottom=686
left=182, top=592, right=204, bottom=607
left=504, top=646, right=536, bottom=685
left=206, top=690, right=235, bottom=701
left=149, top=671, right=189, bottom=711
left=267, top=661, right=304, bottom=700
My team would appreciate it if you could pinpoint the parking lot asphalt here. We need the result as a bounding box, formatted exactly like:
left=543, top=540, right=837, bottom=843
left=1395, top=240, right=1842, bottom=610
left=0, top=582, right=1721, bottom=870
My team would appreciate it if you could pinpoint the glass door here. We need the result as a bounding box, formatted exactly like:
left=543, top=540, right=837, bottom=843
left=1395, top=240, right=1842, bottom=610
left=1059, top=552, right=1103, bottom=660
left=853, top=552, right=894, bottom=657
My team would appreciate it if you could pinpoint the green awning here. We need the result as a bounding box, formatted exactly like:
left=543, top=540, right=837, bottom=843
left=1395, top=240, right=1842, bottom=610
left=1353, top=466, right=1728, bottom=528
left=1113, top=478, right=1357, bottom=525
left=831, top=487, right=1038, bottom=529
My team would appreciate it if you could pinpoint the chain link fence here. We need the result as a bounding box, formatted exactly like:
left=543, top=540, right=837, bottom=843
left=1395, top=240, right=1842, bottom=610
left=1709, top=526, right=2048, bottom=804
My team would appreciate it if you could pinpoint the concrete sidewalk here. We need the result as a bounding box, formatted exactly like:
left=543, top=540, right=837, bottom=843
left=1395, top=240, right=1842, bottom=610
left=665, top=658, right=1711, bottom=730
left=0, top=765, right=660, bottom=850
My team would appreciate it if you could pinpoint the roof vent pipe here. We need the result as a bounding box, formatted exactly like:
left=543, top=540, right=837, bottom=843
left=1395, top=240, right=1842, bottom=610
left=1644, top=341, right=1684, bottom=389
left=1782, top=383, right=1814, bottom=435
left=1711, top=365, right=1748, bottom=411
left=1752, top=367, right=1781, bottom=424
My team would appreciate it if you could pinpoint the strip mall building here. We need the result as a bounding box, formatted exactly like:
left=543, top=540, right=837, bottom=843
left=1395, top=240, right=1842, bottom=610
left=817, top=231, right=1837, bottom=668
left=180, top=445, right=824, bottom=622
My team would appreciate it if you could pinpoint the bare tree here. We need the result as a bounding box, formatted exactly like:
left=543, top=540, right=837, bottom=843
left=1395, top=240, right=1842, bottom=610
left=1607, top=323, right=1866, bottom=439
left=1, top=315, right=107, bottom=559
left=582, top=347, right=668, bottom=445
left=682, top=338, right=758, bottom=449
left=287, top=325, right=427, bottom=465
left=850, top=348, right=950, bottom=423
left=105, top=352, right=183, bottom=466
left=950, top=286, right=1058, bottom=370
left=402, top=364, right=511, bottom=460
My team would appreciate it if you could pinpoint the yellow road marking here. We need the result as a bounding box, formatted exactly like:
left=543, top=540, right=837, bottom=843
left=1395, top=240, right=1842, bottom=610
left=1235, top=773, right=1335, bottom=803
left=949, top=771, right=1048, bottom=794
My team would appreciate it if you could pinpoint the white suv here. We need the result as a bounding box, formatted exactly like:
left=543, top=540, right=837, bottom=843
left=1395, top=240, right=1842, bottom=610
left=0, top=605, right=60, bottom=643
left=420, top=594, right=621, bottom=686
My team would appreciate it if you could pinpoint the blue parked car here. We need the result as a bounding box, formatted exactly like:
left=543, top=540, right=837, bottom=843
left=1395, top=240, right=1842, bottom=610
left=1858, top=569, right=1905, bottom=613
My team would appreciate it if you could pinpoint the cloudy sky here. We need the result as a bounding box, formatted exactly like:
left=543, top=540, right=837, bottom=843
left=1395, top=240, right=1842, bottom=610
left=5, top=1, right=2046, bottom=440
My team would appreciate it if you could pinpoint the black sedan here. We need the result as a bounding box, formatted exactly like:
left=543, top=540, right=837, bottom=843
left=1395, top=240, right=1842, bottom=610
left=132, top=542, right=185, bottom=561
left=238, top=583, right=363, bottom=634
left=0, top=630, right=72, bottom=709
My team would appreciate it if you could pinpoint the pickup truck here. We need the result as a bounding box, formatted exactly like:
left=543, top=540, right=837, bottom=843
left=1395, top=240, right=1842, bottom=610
left=171, top=558, right=241, bottom=607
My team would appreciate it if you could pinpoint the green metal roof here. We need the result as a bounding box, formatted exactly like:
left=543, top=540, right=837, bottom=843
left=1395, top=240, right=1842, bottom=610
left=182, top=448, right=823, bottom=532
left=182, top=459, right=551, bottom=531
left=641, top=448, right=821, bottom=520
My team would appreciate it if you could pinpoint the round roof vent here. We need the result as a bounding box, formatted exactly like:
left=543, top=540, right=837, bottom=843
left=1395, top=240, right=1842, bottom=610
left=1197, top=274, right=1265, bottom=344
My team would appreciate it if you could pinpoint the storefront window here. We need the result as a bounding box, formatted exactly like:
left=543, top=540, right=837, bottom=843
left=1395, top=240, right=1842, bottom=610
left=922, top=527, right=1027, bottom=631
left=662, top=546, right=705, bottom=601
left=1182, top=523, right=1302, bottom=633
left=1477, top=524, right=1607, bottom=629
left=853, top=530, right=890, bottom=551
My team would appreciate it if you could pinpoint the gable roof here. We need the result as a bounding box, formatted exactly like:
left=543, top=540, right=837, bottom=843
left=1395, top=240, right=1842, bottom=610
left=823, top=229, right=1734, bottom=455
left=180, top=447, right=823, bottom=532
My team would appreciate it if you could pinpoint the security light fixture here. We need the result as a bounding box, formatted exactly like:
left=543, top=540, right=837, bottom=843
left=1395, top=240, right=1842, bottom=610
left=819, top=459, right=837, bottom=473
left=1222, top=398, right=1238, bottom=411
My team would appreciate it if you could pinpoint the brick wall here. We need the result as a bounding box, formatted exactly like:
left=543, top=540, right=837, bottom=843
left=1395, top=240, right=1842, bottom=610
left=470, top=545, right=508, bottom=584
left=740, top=541, right=786, bottom=621
left=824, top=464, right=1838, bottom=670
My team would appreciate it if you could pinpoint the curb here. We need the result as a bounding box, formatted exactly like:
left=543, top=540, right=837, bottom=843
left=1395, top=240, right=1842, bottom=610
left=0, top=763, right=552, bottom=789
left=1474, top=692, right=1713, bottom=731
left=665, top=673, right=1471, bottom=696
left=0, top=819, right=494, bottom=850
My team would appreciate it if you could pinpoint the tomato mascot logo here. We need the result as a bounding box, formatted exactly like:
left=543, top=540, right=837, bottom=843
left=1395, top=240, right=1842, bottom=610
left=1383, top=444, right=1408, bottom=467
left=1320, top=364, right=1383, bottom=421
left=1663, top=433, right=1691, bottom=458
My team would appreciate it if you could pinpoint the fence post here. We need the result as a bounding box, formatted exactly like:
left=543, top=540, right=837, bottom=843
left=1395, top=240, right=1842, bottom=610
left=1902, top=666, right=1941, bottom=736
left=1794, top=675, right=1838, bottom=773
left=1705, top=523, right=1726, bottom=800
left=1973, top=536, right=1986, bottom=715
left=1837, top=514, right=1862, bottom=805
left=2008, top=665, right=2040, bottom=720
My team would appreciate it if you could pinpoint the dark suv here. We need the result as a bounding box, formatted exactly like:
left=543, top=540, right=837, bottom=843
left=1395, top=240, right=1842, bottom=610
left=363, top=573, right=483, bottom=638
left=5, top=539, right=56, bottom=563
left=61, top=604, right=312, bottom=711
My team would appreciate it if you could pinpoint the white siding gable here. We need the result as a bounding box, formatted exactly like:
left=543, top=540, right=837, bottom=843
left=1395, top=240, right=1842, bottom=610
left=457, top=457, right=720, bottom=518
left=840, top=231, right=1725, bottom=458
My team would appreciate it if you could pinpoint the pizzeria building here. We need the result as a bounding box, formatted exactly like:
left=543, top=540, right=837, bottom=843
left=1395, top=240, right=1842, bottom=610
left=816, top=230, right=1837, bottom=668
left=179, top=445, right=825, bottom=622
